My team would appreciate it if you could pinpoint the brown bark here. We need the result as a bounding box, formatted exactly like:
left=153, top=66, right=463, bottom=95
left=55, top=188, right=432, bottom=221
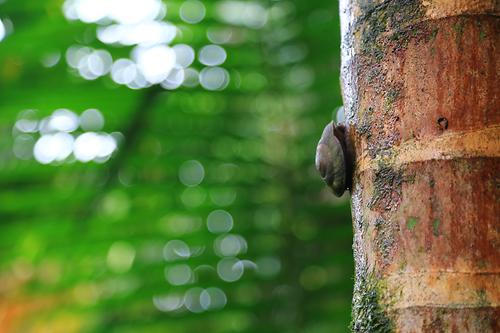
left=339, top=0, right=499, bottom=332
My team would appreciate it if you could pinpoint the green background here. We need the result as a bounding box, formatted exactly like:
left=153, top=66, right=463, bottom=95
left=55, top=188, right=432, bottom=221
left=0, top=0, right=353, bottom=332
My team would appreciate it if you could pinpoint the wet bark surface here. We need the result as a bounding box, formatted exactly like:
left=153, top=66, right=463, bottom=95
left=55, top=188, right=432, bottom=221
left=339, top=0, right=499, bottom=331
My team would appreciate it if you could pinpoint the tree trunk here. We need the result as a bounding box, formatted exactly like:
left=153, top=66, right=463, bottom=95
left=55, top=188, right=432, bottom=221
left=339, top=0, right=499, bottom=331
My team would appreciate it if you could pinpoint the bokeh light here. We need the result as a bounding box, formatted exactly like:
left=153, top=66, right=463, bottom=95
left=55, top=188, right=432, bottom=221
left=207, top=27, right=233, bottom=44
left=66, top=46, right=113, bottom=80
left=165, top=264, right=193, bottom=286
left=163, top=240, right=191, bottom=261
left=207, top=209, right=234, bottom=234
left=200, top=287, right=227, bottom=310
left=184, top=287, right=205, bottom=313
left=199, top=45, right=227, bottom=66
left=33, top=132, right=74, bottom=164
left=179, top=160, right=205, bottom=186
left=153, top=294, right=184, bottom=312
left=47, top=109, right=79, bottom=132
left=73, top=132, right=117, bottom=163
left=217, top=257, right=244, bottom=282
left=41, top=52, right=61, bottom=68
left=133, top=45, right=176, bottom=84
left=0, top=18, right=6, bottom=42
left=62, top=0, right=232, bottom=91
left=209, top=188, right=237, bottom=206
left=107, top=242, right=136, bottom=274
left=64, top=0, right=164, bottom=24
left=80, top=109, right=104, bottom=131
left=179, top=0, right=206, bottom=24
left=216, top=1, right=268, bottom=29
left=214, top=234, right=247, bottom=257
left=97, top=21, right=176, bottom=46
left=256, top=256, right=281, bottom=278
left=199, top=67, right=230, bottom=91
left=12, top=108, right=118, bottom=165
left=182, top=68, right=200, bottom=87
left=173, top=44, right=195, bottom=68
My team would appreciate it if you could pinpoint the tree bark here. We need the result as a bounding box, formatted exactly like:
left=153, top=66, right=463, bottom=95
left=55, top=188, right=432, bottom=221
left=339, top=0, right=499, bottom=331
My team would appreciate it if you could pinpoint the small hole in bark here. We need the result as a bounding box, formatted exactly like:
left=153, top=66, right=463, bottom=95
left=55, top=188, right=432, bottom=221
left=437, top=117, right=448, bottom=130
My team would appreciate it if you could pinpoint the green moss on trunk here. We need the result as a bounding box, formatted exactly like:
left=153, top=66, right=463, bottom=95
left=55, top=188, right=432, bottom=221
left=351, top=272, right=393, bottom=333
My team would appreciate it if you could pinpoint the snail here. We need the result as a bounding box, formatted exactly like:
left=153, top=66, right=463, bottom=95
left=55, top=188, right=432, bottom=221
left=315, top=121, right=353, bottom=197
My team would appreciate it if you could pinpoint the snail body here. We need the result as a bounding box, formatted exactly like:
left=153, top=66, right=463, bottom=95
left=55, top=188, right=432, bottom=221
left=315, top=121, right=352, bottom=197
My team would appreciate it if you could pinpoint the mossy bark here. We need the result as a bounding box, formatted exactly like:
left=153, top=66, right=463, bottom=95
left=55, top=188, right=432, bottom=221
left=340, top=1, right=500, bottom=331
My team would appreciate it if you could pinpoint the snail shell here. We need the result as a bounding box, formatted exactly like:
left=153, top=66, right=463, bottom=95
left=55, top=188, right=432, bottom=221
left=315, top=121, right=347, bottom=197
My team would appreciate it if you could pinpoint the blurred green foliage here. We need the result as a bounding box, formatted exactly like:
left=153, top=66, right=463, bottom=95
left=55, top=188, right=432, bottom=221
left=0, top=0, right=352, bottom=332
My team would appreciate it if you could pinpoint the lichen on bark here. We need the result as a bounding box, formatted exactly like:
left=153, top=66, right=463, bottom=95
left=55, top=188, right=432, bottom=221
left=351, top=270, right=393, bottom=333
left=356, top=0, right=425, bottom=60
